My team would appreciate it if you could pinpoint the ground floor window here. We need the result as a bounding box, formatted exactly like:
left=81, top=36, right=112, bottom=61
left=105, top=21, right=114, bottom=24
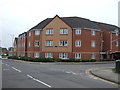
left=91, top=53, right=96, bottom=59
left=45, top=53, right=53, bottom=58
left=75, top=53, right=81, bottom=59
left=34, top=52, right=40, bottom=58
left=59, top=53, right=68, bottom=59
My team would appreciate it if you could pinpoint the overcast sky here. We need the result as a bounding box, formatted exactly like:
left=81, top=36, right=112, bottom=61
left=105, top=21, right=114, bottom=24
left=0, top=0, right=119, bottom=49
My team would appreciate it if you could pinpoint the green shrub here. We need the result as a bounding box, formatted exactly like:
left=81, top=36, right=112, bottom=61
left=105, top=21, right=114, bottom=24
left=8, top=56, right=19, bottom=59
left=100, top=59, right=115, bottom=61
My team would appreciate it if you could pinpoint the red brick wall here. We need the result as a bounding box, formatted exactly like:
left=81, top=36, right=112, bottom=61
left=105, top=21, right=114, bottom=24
left=27, top=30, right=41, bottom=58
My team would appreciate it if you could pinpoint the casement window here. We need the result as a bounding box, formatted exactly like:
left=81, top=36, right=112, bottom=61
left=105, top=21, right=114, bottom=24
left=34, top=41, right=40, bottom=47
left=29, top=32, right=31, bottom=36
left=91, top=41, right=96, bottom=47
left=46, top=41, right=53, bottom=46
left=34, top=52, right=40, bottom=58
left=60, top=41, right=68, bottom=46
left=60, top=29, right=68, bottom=34
left=46, top=29, right=53, bottom=35
left=28, top=42, right=31, bottom=47
left=59, top=53, right=68, bottom=59
left=75, top=29, right=81, bottom=35
left=91, top=53, right=96, bottom=59
left=75, top=41, right=81, bottom=47
left=35, top=30, right=40, bottom=35
left=91, top=30, right=96, bottom=36
left=115, top=41, right=119, bottom=47
left=45, top=53, right=53, bottom=58
left=75, top=53, right=81, bottom=59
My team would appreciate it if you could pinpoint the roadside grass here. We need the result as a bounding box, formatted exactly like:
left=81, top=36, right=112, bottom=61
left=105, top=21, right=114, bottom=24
left=112, top=68, right=116, bottom=73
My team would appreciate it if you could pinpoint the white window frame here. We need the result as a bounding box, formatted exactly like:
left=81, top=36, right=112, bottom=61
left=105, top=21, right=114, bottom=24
left=75, top=29, right=81, bottom=35
left=91, top=53, right=96, bottom=59
left=46, top=41, right=53, bottom=46
left=46, top=29, right=53, bottom=35
left=115, top=41, right=119, bottom=47
left=59, top=53, right=68, bottom=59
left=115, top=30, right=119, bottom=36
left=75, top=53, right=81, bottom=59
left=34, top=52, right=40, bottom=58
left=60, top=41, right=68, bottom=46
left=91, top=30, right=96, bottom=36
left=34, top=41, right=40, bottom=47
left=35, top=30, right=40, bottom=35
left=60, top=29, right=68, bottom=34
left=29, top=32, right=31, bottom=36
left=75, top=41, right=81, bottom=47
left=28, top=41, right=31, bottom=47
left=91, top=41, right=96, bottom=47
left=45, top=53, right=53, bottom=58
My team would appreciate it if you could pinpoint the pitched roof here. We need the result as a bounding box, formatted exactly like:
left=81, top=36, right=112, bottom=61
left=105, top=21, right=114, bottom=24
left=29, top=18, right=52, bottom=31
left=29, top=16, right=101, bottom=31
left=93, top=21, right=120, bottom=33
left=61, top=17, right=100, bottom=30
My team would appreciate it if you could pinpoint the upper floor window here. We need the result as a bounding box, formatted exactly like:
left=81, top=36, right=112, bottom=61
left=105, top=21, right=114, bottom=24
left=91, top=30, right=96, bottom=36
left=34, top=41, right=40, bottom=47
left=91, top=53, right=96, bottom=59
left=34, top=52, right=40, bottom=58
left=46, top=41, right=53, bottom=46
left=75, top=29, right=81, bottom=35
left=115, top=30, right=119, bottom=36
left=35, top=30, right=40, bottom=35
left=59, top=53, right=68, bottom=59
left=46, top=29, right=53, bottom=35
left=29, top=32, right=31, bottom=36
left=60, top=29, right=68, bottom=34
left=75, top=53, right=81, bottom=59
left=28, top=42, right=31, bottom=47
left=75, top=41, right=81, bottom=47
left=91, top=41, right=96, bottom=47
left=60, top=41, right=68, bottom=46
left=45, top=53, right=53, bottom=58
left=115, top=41, right=119, bottom=47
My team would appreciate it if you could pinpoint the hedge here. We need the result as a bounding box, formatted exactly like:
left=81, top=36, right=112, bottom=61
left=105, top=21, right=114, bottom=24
left=8, top=56, right=96, bottom=62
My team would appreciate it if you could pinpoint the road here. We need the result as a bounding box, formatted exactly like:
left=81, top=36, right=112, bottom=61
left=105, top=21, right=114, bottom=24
left=1, top=59, right=119, bottom=88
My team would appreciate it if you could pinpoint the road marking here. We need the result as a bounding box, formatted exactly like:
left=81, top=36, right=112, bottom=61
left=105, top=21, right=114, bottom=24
left=3, top=69, right=10, bottom=71
left=65, top=71, right=71, bottom=74
left=27, top=75, right=52, bottom=88
left=12, top=67, right=21, bottom=73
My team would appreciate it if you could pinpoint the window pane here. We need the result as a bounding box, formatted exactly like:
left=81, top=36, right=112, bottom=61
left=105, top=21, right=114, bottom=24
left=35, top=30, right=40, bottom=35
left=60, top=29, right=68, bottom=34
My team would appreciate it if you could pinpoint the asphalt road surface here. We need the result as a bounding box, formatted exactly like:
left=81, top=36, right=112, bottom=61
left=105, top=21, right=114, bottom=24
left=1, top=59, right=119, bottom=88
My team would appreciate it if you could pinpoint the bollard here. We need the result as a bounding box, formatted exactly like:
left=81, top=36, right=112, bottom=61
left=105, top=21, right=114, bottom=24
left=116, top=60, right=120, bottom=73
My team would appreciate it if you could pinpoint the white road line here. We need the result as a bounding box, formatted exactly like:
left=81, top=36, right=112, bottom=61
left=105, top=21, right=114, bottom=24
left=65, top=71, right=71, bottom=74
left=27, top=75, right=52, bottom=88
left=12, top=67, right=21, bottom=72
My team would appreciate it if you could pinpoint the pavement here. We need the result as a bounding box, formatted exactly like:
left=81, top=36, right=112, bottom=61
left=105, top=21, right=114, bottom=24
left=90, top=67, right=120, bottom=85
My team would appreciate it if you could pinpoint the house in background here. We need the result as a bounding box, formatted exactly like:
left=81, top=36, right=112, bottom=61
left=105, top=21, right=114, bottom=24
left=13, top=37, right=18, bottom=56
left=13, top=15, right=120, bottom=61
left=8, top=47, right=13, bottom=56
left=0, top=47, right=8, bottom=56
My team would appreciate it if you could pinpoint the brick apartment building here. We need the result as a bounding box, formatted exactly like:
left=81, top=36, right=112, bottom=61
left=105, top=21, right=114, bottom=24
left=13, top=15, right=120, bottom=61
